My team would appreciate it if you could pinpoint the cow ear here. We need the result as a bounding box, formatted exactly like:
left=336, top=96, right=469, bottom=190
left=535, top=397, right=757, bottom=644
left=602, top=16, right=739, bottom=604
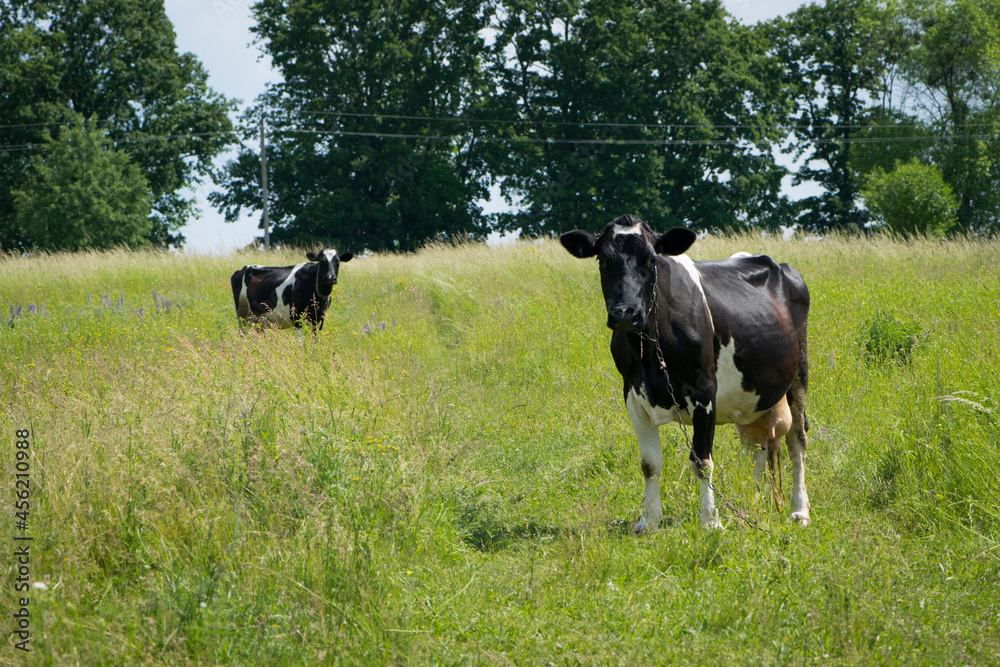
left=654, top=228, right=697, bottom=256
left=339, top=252, right=353, bottom=263
left=560, top=230, right=598, bottom=258
left=306, top=252, right=320, bottom=262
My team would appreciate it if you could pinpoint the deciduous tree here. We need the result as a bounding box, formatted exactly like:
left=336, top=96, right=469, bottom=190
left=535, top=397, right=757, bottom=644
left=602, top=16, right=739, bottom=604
left=484, top=0, right=792, bottom=237
left=772, top=0, right=911, bottom=232
left=211, top=0, right=492, bottom=252
left=901, top=0, right=1000, bottom=231
left=861, top=159, right=959, bottom=236
left=0, top=0, right=235, bottom=250
left=15, top=119, right=153, bottom=251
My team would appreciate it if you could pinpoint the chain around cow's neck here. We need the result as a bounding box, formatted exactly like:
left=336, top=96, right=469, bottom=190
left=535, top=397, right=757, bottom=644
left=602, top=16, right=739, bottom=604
left=639, top=262, right=696, bottom=456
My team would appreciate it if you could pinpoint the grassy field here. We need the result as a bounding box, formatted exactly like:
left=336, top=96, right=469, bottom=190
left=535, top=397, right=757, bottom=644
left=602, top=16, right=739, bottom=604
left=2, top=233, right=999, bottom=665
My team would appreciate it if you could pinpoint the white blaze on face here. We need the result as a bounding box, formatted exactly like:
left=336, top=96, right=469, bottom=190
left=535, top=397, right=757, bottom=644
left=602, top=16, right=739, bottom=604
left=613, top=222, right=644, bottom=236
left=323, top=248, right=337, bottom=263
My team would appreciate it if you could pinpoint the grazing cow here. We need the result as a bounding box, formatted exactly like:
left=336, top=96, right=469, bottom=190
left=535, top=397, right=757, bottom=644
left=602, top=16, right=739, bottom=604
left=231, top=248, right=353, bottom=330
left=561, top=215, right=810, bottom=531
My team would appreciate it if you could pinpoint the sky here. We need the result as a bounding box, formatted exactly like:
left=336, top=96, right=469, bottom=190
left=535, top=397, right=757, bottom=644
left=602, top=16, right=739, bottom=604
left=164, top=0, right=812, bottom=253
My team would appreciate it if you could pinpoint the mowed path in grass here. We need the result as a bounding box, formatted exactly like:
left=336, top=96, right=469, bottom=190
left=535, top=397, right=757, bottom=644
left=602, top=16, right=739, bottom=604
left=1, top=235, right=998, bottom=664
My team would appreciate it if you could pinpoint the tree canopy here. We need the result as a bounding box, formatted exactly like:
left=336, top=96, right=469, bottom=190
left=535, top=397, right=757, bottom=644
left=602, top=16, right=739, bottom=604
left=3, top=0, right=1000, bottom=253
left=0, top=0, right=236, bottom=251
left=211, top=0, right=493, bottom=252
left=482, top=0, right=792, bottom=237
left=15, top=118, right=154, bottom=251
left=862, top=159, right=959, bottom=236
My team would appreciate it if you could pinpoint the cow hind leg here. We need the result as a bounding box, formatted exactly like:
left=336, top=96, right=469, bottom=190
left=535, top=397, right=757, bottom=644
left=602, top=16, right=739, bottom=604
left=785, top=381, right=811, bottom=526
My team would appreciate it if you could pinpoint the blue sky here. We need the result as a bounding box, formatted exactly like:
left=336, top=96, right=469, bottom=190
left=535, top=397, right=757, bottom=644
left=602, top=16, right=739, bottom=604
left=164, top=0, right=812, bottom=252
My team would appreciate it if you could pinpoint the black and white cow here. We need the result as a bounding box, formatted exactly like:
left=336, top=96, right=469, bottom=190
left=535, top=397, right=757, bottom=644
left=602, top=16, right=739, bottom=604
left=561, top=215, right=811, bottom=531
left=231, top=248, right=353, bottom=330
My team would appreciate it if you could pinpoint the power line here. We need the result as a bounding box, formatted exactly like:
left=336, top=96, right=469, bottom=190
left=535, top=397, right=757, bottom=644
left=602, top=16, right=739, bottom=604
left=289, top=108, right=998, bottom=131
left=279, top=127, right=999, bottom=146
left=0, top=115, right=996, bottom=153
left=4, top=107, right=997, bottom=133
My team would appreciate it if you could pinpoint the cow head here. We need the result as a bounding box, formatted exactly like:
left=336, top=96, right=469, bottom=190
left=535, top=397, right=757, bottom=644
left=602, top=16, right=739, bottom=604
left=306, top=248, right=354, bottom=293
left=561, top=215, right=696, bottom=332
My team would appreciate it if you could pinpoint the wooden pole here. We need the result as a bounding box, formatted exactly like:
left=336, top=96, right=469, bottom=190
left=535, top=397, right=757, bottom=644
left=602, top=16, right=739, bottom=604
left=260, top=116, right=270, bottom=249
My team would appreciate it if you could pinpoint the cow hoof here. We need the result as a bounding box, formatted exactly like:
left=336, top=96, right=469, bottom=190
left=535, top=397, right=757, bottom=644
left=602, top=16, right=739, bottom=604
left=700, top=508, right=723, bottom=530
left=790, top=511, right=811, bottom=527
left=633, top=515, right=662, bottom=536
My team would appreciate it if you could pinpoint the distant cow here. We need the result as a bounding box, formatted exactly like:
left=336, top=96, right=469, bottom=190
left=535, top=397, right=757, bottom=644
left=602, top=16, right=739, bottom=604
left=561, top=215, right=811, bottom=531
left=231, top=248, right=353, bottom=330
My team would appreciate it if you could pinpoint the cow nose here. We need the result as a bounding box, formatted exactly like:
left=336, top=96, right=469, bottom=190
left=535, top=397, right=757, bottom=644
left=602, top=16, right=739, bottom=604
left=608, top=305, right=644, bottom=331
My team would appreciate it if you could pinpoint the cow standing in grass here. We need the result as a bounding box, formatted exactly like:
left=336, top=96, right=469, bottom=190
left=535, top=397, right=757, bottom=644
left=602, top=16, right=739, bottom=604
left=231, top=248, right=353, bottom=330
left=560, top=215, right=811, bottom=531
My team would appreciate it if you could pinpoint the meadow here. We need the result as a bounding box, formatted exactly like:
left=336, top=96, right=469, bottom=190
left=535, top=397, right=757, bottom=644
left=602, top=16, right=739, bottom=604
left=1, top=232, right=999, bottom=665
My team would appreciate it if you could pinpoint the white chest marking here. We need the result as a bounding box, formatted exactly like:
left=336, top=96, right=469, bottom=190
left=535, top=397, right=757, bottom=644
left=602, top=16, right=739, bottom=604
left=626, top=387, right=714, bottom=427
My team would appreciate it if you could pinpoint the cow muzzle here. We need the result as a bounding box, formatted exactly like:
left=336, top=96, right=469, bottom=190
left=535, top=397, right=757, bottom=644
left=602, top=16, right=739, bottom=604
left=607, top=305, right=645, bottom=332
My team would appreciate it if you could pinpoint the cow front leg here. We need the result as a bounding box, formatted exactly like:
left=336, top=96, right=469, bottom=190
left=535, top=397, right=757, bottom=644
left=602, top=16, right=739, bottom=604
left=626, top=390, right=662, bottom=535
left=689, top=403, right=721, bottom=529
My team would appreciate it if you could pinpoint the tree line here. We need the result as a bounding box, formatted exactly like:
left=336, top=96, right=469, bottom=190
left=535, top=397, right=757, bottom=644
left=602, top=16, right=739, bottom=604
left=3, top=0, right=999, bottom=253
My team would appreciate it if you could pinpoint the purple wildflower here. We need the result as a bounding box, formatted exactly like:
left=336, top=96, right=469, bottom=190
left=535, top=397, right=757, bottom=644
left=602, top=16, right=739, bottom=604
left=28, top=303, right=36, bottom=314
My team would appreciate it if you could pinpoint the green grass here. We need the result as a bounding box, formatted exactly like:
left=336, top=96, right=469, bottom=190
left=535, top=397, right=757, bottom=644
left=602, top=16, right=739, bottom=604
left=2, top=235, right=999, bottom=664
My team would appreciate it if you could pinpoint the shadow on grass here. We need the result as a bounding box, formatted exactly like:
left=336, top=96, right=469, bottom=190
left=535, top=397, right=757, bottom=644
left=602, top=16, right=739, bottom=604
left=456, top=493, right=699, bottom=551
left=460, top=520, right=566, bottom=553
left=454, top=488, right=574, bottom=552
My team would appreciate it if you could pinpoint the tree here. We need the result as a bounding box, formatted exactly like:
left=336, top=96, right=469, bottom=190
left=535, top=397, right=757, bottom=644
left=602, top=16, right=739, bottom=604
left=14, top=119, right=153, bottom=251
left=900, top=0, right=1000, bottom=231
left=772, top=0, right=912, bottom=232
left=0, top=0, right=236, bottom=250
left=483, top=0, right=792, bottom=237
left=211, top=0, right=492, bottom=252
left=861, top=159, right=959, bottom=236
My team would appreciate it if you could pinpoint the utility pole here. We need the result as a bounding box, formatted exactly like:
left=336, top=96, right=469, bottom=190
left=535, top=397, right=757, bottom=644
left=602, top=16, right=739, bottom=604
left=260, top=116, right=270, bottom=249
